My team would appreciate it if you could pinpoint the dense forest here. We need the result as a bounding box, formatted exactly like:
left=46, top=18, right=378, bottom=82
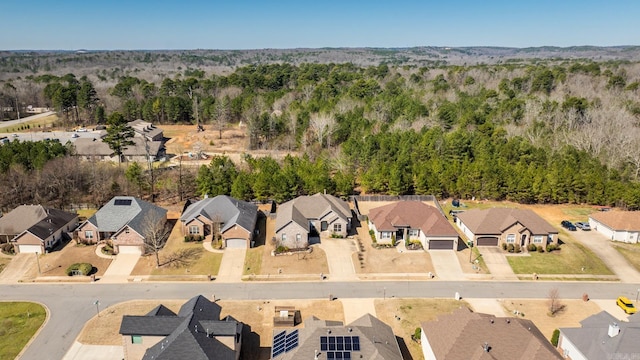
left=1, top=49, right=640, bottom=210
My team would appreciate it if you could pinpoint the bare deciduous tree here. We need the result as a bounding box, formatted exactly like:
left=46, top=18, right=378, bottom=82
left=309, top=113, right=335, bottom=148
left=142, top=211, right=171, bottom=268
left=548, top=288, right=563, bottom=316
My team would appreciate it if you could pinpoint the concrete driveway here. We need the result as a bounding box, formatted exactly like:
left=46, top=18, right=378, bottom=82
left=216, top=248, right=246, bottom=282
left=570, top=230, right=640, bottom=283
left=100, top=254, right=140, bottom=283
left=0, top=253, right=35, bottom=283
left=477, top=247, right=518, bottom=280
left=318, top=238, right=357, bottom=281
left=430, top=251, right=464, bottom=280
left=63, top=342, right=123, bottom=360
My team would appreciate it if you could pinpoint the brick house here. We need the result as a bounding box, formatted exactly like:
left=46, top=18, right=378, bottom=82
left=11, top=207, right=78, bottom=254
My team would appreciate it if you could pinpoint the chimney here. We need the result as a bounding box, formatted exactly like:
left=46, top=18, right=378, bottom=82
left=608, top=323, right=620, bottom=337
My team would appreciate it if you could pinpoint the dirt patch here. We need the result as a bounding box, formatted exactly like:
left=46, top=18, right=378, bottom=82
left=78, top=298, right=344, bottom=360
left=37, top=241, right=112, bottom=277
left=375, top=298, right=470, bottom=360
left=500, top=299, right=601, bottom=339
left=352, top=221, right=434, bottom=274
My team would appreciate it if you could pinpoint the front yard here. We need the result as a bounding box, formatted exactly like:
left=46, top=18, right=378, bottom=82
left=38, top=240, right=112, bottom=277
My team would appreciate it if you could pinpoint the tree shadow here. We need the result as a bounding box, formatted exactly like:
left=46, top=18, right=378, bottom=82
left=161, top=247, right=202, bottom=268
left=396, top=336, right=414, bottom=360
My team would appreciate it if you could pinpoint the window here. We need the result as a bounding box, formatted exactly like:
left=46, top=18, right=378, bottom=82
left=85, top=230, right=94, bottom=239
left=381, top=232, right=392, bottom=239
left=333, top=223, right=342, bottom=232
left=533, top=236, right=543, bottom=244
left=506, top=234, right=515, bottom=243
left=189, top=225, right=199, bottom=235
left=281, top=233, right=287, bottom=242
left=321, top=221, right=328, bottom=231
left=409, top=229, right=419, bottom=237
left=131, top=335, right=142, bottom=344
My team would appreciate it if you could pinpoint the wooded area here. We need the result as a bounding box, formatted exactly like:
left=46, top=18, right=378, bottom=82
left=0, top=49, right=639, bottom=210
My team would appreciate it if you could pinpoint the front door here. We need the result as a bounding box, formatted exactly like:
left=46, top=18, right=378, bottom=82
left=521, top=234, right=527, bottom=247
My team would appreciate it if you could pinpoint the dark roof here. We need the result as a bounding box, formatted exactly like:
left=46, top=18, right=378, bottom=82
left=26, top=208, right=77, bottom=240
left=421, top=307, right=561, bottom=359
left=273, top=313, right=403, bottom=360
left=368, top=201, right=457, bottom=236
left=180, top=195, right=258, bottom=234
left=128, top=119, right=164, bottom=141
left=276, top=193, right=351, bottom=233
left=119, top=295, right=241, bottom=360
left=73, top=136, right=163, bottom=157
left=85, top=196, right=167, bottom=235
left=559, top=311, right=640, bottom=359
left=457, top=208, right=558, bottom=235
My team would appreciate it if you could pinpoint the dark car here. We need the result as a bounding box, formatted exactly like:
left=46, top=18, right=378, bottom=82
left=561, top=220, right=577, bottom=231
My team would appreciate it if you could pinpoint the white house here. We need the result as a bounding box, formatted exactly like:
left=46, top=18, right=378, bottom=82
left=589, top=211, right=640, bottom=243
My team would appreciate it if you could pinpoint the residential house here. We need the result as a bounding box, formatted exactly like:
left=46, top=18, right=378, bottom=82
left=456, top=208, right=558, bottom=248
left=128, top=119, right=164, bottom=141
left=271, top=314, right=403, bottom=359
left=76, top=196, right=167, bottom=254
left=180, top=195, right=258, bottom=249
left=589, top=211, right=640, bottom=243
left=421, top=307, right=561, bottom=359
left=275, top=193, right=352, bottom=249
left=368, top=201, right=459, bottom=250
left=558, top=311, right=640, bottom=360
left=73, top=137, right=165, bottom=163
left=5, top=206, right=78, bottom=253
left=119, top=295, right=243, bottom=360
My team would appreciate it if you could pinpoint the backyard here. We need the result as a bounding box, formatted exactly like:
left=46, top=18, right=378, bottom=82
left=0, top=302, right=47, bottom=360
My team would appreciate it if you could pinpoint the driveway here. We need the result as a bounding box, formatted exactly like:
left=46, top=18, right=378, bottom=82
left=216, top=248, right=246, bottom=282
left=571, top=230, right=640, bottom=283
left=63, top=342, right=123, bottom=360
left=430, top=251, right=464, bottom=280
left=0, top=253, right=35, bottom=283
left=318, top=238, right=357, bottom=281
left=99, top=254, right=140, bottom=283
left=477, top=247, right=518, bottom=280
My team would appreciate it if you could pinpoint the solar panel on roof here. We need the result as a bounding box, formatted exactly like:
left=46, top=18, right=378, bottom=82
left=336, top=352, right=343, bottom=359
left=344, top=352, right=351, bottom=359
left=321, top=336, right=328, bottom=344
left=321, top=343, right=328, bottom=351
left=327, top=352, right=335, bottom=359
left=272, top=330, right=287, bottom=358
left=274, top=331, right=286, bottom=342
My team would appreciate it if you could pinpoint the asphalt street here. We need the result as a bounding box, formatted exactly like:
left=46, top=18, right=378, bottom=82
left=2, top=280, right=639, bottom=360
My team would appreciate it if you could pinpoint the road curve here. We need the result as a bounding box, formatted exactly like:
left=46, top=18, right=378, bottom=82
left=1, top=280, right=638, bottom=360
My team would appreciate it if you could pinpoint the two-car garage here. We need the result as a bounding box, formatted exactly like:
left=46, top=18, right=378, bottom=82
left=476, top=237, right=499, bottom=246
left=428, top=239, right=456, bottom=250
left=225, top=238, right=248, bottom=249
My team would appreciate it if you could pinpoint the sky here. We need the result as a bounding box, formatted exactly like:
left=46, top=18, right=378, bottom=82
left=1, top=0, right=638, bottom=50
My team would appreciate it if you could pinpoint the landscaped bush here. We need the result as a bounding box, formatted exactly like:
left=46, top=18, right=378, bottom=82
left=514, top=244, right=521, bottom=253
left=507, top=244, right=515, bottom=252
left=527, top=243, right=537, bottom=252
left=407, top=241, right=423, bottom=250
left=275, top=245, right=290, bottom=254
left=537, top=245, right=544, bottom=253
left=547, top=243, right=560, bottom=252
left=101, top=244, right=114, bottom=255
left=66, top=263, right=93, bottom=276
left=0, top=243, right=15, bottom=255
left=184, top=235, right=204, bottom=243
left=331, top=233, right=344, bottom=238
left=501, top=243, right=507, bottom=250
left=551, top=329, right=560, bottom=347
left=369, top=229, right=377, bottom=243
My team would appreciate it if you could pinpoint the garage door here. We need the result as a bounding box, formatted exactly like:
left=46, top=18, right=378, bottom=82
left=18, top=244, right=42, bottom=253
left=118, top=245, right=142, bottom=254
left=226, top=238, right=247, bottom=249
left=477, top=237, right=499, bottom=246
left=428, top=240, right=454, bottom=250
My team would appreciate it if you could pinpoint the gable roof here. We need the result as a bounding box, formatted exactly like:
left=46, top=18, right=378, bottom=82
left=180, top=195, right=258, bottom=234
left=128, top=119, right=164, bottom=140
left=559, top=311, right=640, bottom=359
left=457, top=208, right=558, bottom=235
left=368, top=201, right=457, bottom=236
left=273, top=313, right=403, bottom=360
left=0, top=205, right=76, bottom=240
left=85, top=196, right=167, bottom=235
left=275, top=193, right=351, bottom=233
left=590, top=211, right=640, bottom=231
left=421, top=307, right=561, bottom=359
left=119, top=295, right=241, bottom=360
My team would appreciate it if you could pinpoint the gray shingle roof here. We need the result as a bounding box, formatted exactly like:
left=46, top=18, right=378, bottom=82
left=73, top=136, right=163, bottom=157
left=275, top=193, right=351, bottom=233
left=559, top=311, right=640, bottom=359
left=86, top=196, right=167, bottom=235
left=128, top=119, right=164, bottom=141
left=180, top=195, right=258, bottom=234
left=0, top=205, right=49, bottom=236
left=457, top=208, right=558, bottom=235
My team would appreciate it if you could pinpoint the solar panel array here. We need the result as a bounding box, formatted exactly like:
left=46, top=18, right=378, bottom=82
left=114, top=199, right=132, bottom=206
left=321, top=336, right=360, bottom=359
left=272, top=329, right=300, bottom=358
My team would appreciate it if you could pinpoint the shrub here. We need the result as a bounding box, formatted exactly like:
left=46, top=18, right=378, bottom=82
left=413, top=327, right=421, bottom=340
left=184, top=235, right=204, bottom=243
left=1, top=243, right=15, bottom=255
left=369, top=229, right=377, bottom=243
left=101, top=244, right=114, bottom=255
left=501, top=243, right=507, bottom=250
left=551, top=329, right=560, bottom=347
left=275, top=246, right=289, bottom=254
left=66, top=263, right=93, bottom=276
left=331, top=233, right=344, bottom=238
left=507, top=244, right=514, bottom=253
left=547, top=243, right=560, bottom=252
left=537, top=245, right=544, bottom=253
left=527, top=243, right=537, bottom=252
left=514, top=244, right=521, bottom=253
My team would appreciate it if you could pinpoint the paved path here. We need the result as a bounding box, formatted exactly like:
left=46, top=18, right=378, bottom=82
left=100, top=254, right=140, bottom=283
left=466, top=298, right=507, bottom=317
left=0, top=253, right=34, bottom=283
left=318, top=238, right=358, bottom=281
left=340, top=298, right=377, bottom=323
left=216, top=248, right=246, bottom=282
left=571, top=230, right=640, bottom=283
left=429, top=251, right=464, bottom=280
left=0, top=111, right=55, bottom=129
left=478, top=247, right=519, bottom=280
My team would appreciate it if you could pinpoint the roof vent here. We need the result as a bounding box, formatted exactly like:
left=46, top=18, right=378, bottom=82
left=608, top=323, right=620, bottom=337
left=506, top=319, right=510, bottom=324
left=482, top=342, right=490, bottom=352
left=348, top=328, right=352, bottom=332
left=490, top=319, right=494, bottom=324
left=327, top=329, right=331, bottom=334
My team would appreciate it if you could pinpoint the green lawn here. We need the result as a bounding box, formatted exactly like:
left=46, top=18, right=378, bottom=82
left=0, top=114, right=58, bottom=134
left=0, top=302, right=47, bottom=359
left=507, top=236, right=613, bottom=275
left=612, top=243, right=640, bottom=273
left=243, top=247, right=263, bottom=275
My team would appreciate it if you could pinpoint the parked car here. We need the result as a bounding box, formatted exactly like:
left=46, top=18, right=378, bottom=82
left=617, top=296, right=637, bottom=314
left=575, top=222, right=591, bottom=231
left=561, top=220, right=577, bottom=231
